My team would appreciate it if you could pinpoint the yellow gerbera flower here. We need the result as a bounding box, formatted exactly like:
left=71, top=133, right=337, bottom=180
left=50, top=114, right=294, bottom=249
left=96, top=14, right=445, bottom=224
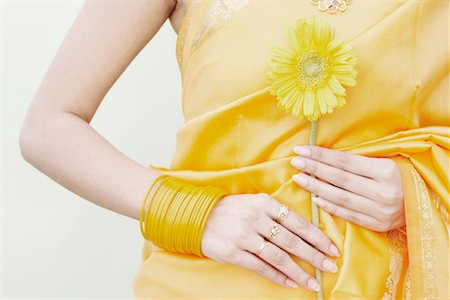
left=266, top=16, right=358, bottom=121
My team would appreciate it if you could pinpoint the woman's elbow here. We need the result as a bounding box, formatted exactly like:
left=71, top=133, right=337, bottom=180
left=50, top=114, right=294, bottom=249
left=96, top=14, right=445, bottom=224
left=19, top=109, right=51, bottom=166
left=19, top=117, right=39, bottom=164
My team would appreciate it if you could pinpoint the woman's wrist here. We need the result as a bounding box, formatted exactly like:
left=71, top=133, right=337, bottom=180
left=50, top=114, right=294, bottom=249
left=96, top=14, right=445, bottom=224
left=139, top=174, right=228, bottom=257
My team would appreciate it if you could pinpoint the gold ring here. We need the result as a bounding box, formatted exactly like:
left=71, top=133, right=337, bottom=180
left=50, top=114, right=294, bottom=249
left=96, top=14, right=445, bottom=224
left=256, top=240, right=267, bottom=256
left=276, top=204, right=290, bottom=222
left=269, top=223, right=281, bottom=240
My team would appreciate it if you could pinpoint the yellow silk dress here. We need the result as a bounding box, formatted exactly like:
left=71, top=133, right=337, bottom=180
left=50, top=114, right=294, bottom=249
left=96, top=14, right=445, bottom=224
left=133, top=0, right=449, bottom=299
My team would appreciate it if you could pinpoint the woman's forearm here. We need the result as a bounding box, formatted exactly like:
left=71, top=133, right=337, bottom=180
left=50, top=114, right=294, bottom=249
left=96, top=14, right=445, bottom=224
left=20, top=110, right=160, bottom=221
left=18, top=0, right=176, bottom=221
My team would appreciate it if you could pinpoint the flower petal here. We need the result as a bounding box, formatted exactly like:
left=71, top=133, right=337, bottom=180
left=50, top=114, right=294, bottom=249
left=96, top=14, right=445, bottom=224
left=312, top=90, right=321, bottom=121
left=335, top=72, right=357, bottom=87
left=286, top=26, right=301, bottom=53
left=322, top=86, right=338, bottom=112
left=271, top=45, right=296, bottom=58
left=336, top=95, right=347, bottom=107
left=292, top=91, right=305, bottom=116
left=296, top=19, right=313, bottom=49
left=316, top=88, right=328, bottom=115
left=304, top=90, right=315, bottom=118
left=334, top=64, right=355, bottom=73
left=272, top=76, right=297, bottom=96
left=331, top=43, right=353, bottom=58
left=314, top=17, right=335, bottom=46
left=269, top=63, right=295, bottom=74
left=327, top=75, right=346, bottom=96
left=278, top=84, right=298, bottom=109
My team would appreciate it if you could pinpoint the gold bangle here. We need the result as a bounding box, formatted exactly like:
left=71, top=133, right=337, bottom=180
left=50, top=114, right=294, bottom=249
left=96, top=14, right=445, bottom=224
left=139, top=175, right=228, bottom=257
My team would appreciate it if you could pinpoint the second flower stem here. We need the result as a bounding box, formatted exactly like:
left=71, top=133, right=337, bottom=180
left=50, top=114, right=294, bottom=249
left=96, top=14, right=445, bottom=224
left=308, top=119, right=323, bottom=300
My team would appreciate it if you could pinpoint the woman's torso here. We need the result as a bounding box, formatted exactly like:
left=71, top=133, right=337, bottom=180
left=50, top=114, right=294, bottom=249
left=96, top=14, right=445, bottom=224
left=169, top=0, right=423, bottom=171
left=134, top=2, right=448, bottom=299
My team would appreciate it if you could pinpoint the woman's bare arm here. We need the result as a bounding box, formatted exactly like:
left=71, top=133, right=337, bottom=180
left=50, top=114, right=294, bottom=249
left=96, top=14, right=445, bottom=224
left=19, top=0, right=177, bottom=220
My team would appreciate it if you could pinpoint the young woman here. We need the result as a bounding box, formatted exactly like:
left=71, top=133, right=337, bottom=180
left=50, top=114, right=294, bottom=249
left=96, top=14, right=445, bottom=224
left=20, top=0, right=449, bottom=298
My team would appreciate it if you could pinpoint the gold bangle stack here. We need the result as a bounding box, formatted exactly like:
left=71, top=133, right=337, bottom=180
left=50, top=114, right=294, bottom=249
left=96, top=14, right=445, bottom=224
left=139, top=174, right=228, bottom=257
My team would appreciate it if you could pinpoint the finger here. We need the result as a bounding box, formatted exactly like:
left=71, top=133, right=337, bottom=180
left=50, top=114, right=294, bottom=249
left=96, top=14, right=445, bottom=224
left=231, top=249, right=300, bottom=289
left=313, top=196, right=385, bottom=232
left=263, top=196, right=341, bottom=257
left=293, top=145, right=386, bottom=179
left=255, top=215, right=338, bottom=274
left=244, top=235, right=321, bottom=292
left=290, top=156, right=379, bottom=199
left=292, top=172, right=384, bottom=220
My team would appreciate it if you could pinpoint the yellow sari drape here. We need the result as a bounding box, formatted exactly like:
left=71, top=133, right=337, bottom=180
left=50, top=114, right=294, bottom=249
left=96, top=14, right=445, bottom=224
left=133, top=1, right=449, bottom=299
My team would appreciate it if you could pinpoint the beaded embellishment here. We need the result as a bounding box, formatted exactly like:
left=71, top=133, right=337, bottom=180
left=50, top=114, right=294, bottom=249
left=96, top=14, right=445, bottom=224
left=191, top=0, right=249, bottom=53
left=311, top=0, right=352, bottom=14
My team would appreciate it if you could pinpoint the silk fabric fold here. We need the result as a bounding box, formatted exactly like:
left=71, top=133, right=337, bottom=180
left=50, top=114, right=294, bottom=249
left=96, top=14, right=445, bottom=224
left=133, top=1, right=449, bottom=299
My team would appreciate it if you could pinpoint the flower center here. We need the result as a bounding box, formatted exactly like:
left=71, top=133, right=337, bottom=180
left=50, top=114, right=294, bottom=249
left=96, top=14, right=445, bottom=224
left=296, top=50, right=328, bottom=89
left=304, top=58, right=323, bottom=77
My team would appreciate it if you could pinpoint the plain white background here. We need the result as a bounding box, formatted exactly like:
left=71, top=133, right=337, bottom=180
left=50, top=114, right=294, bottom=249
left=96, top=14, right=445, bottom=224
left=2, top=1, right=184, bottom=298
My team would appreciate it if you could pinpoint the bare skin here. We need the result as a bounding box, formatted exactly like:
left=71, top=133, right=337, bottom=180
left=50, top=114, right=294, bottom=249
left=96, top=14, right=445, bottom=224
left=170, top=0, right=189, bottom=33
left=20, top=0, right=404, bottom=293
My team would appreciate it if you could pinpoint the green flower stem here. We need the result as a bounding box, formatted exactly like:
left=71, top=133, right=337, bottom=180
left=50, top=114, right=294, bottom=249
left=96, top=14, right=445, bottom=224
left=308, top=120, right=323, bottom=300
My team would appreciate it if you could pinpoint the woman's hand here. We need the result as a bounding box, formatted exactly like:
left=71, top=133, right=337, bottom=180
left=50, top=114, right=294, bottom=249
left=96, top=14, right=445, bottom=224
left=201, top=193, right=341, bottom=292
left=290, top=145, right=406, bottom=232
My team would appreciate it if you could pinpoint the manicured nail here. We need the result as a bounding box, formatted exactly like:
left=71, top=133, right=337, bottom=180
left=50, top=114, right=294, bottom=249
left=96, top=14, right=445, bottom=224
left=322, top=259, right=338, bottom=273
left=286, top=278, right=299, bottom=288
left=293, top=173, right=308, bottom=186
left=293, top=146, right=311, bottom=156
left=291, top=157, right=306, bottom=169
left=330, top=244, right=341, bottom=257
left=307, top=278, right=321, bottom=292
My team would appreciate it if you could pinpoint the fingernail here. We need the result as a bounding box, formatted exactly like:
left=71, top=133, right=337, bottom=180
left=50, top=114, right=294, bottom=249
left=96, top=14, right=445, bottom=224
left=290, top=157, right=306, bottom=169
left=307, top=278, right=321, bottom=292
left=330, top=244, right=341, bottom=257
left=292, top=173, right=308, bottom=186
left=322, top=259, right=338, bottom=273
left=293, top=146, right=311, bottom=156
left=286, top=278, right=299, bottom=288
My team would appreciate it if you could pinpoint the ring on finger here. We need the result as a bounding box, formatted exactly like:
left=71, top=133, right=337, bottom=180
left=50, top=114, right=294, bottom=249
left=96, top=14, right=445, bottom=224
left=268, top=223, right=281, bottom=240
left=276, top=204, right=290, bottom=223
left=255, top=239, right=268, bottom=256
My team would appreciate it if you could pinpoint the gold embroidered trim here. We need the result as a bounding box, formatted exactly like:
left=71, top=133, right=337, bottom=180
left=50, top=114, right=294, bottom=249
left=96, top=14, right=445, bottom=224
left=402, top=267, right=412, bottom=300
left=409, top=164, right=437, bottom=300
left=191, top=0, right=249, bottom=53
left=382, top=228, right=407, bottom=300
left=430, top=188, right=449, bottom=229
left=176, top=0, right=201, bottom=73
